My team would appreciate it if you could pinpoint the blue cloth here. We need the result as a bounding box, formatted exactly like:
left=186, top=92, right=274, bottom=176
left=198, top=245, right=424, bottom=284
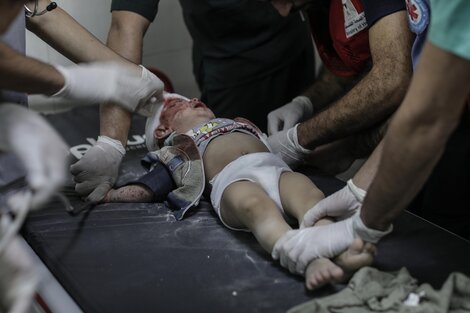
left=132, top=159, right=174, bottom=202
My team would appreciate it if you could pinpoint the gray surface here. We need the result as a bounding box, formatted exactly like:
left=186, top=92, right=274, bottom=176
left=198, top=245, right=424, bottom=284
left=1, top=107, right=468, bottom=312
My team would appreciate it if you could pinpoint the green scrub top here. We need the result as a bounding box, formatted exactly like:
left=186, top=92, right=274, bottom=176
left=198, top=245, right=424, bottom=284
left=428, top=0, right=470, bottom=60
left=111, top=0, right=313, bottom=90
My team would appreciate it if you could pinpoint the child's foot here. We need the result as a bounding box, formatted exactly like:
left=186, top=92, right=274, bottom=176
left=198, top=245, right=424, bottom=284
left=304, top=258, right=344, bottom=290
left=304, top=238, right=376, bottom=290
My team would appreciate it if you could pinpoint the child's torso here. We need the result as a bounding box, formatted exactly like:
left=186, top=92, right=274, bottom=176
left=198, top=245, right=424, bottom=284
left=203, top=132, right=269, bottom=181
left=185, top=118, right=270, bottom=181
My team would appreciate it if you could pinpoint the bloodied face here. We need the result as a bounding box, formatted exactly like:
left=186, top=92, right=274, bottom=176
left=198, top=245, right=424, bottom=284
left=155, top=97, right=215, bottom=141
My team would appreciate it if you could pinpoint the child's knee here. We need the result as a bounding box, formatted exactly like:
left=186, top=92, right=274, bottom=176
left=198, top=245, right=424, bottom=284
left=233, top=193, right=268, bottom=219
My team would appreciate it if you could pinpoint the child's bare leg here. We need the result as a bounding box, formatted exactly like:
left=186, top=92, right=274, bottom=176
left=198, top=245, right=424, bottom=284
left=298, top=218, right=342, bottom=289
left=278, top=173, right=375, bottom=290
left=220, top=181, right=291, bottom=252
left=103, top=184, right=154, bottom=203
left=278, top=172, right=341, bottom=287
left=278, top=172, right=325, bottom=225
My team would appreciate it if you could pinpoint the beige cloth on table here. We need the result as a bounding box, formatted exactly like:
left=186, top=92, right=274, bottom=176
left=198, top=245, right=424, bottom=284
left=288, top=267, right=470, bottom=313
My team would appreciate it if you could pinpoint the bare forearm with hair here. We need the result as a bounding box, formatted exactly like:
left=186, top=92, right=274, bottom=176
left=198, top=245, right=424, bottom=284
left=362, top=43, right=470, bottom=231
left=0, top=42, right=63, bottom=94
left=298, top=11, right=413, bottom=149
left=302, top=66, right=359, bottom=112
left=100, top=11, right=151, bottom=145
left=104, top=185, right=154, bottom=203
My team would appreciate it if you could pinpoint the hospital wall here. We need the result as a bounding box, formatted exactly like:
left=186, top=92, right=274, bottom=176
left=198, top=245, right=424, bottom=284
left=26, top=0, right=200, bottom=113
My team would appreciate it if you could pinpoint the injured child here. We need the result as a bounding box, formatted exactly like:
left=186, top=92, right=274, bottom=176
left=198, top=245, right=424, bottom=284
left=102, top=93, right=376, bottom=290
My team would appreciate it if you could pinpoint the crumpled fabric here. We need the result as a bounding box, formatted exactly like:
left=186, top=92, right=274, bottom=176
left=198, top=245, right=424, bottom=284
left=143, top=133, right=204, bottom=220
left=288, top=267, right=470, bottom=313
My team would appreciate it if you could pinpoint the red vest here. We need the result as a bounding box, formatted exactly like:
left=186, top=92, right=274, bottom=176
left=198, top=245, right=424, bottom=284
left=308, top=0, right=371, bottom=77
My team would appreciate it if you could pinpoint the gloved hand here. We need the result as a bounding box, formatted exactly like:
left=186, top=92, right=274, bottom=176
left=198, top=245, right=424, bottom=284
left=0, top=237, right=39, bottom=313
left=0, top=104, right=69, bottom=209
left=267, top=96, right=313, bottom=135
left=300, top=179, right=366, bottom=228
left=70, top=136, right=125, bottom=202
left=53, top=62, right=164, bottom=117
left=272, top=212, right=392, bottom=275
left=267, top=123, right=312, bottom=168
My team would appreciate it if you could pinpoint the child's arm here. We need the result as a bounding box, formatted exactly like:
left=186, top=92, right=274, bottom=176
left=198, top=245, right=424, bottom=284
left=104, top=184, right=155, bottom=203
left=103, top=160, right=175, bottom=203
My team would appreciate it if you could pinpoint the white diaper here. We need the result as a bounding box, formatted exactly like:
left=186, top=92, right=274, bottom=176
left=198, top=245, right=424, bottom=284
left=209, top=152, right=292, bottom=231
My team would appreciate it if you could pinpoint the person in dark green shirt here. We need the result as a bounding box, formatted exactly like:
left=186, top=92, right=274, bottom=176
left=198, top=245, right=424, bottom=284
left=72, top=0, right=317, bottom=201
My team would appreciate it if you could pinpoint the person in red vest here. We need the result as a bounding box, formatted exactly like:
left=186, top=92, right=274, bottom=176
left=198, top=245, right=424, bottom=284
left=267, top=0, right=414, bottom=177
left=271, top=0, right=470, bottom=275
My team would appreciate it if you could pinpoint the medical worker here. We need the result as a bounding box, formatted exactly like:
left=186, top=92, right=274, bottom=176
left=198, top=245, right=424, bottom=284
left=272, top=0, right=470, bottom=275
left=0, top=0, right=164, bottom=208
left=267, top=0, right=414, bottom=176
left=71, top=0, right=317, bottom=202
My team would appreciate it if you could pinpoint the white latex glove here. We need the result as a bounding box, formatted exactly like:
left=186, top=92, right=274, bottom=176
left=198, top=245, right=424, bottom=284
left=53, top=63, right=164, bottom=117
left=267, top=123, right=312, bottom=168
left=300, top=179, right=366, bottom=228
left=272, top=212, right=392, bottom=275
left=0, top=237, right=39, bottom=313
left=70, top=136, right=125, bottom=202
left=267, top=96, right=313, bottom=135
left=0, top=104, right=69, bottom=209
left=0, top=191, right=31, bottom=255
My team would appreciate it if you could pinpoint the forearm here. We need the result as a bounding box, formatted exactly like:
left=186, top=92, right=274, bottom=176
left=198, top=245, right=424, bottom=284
left=25, top=0, right=139, bottom=145
left=99, top=104, right=132, bottom=145
left=25, top=0, right=125, bottom=64
left=351, top=140, right=384, bottom=190
left=99, top=11, right=151, bottom=145
left=302, top=66, right=359, bottom=112
left=104, top=185, right=155, bottom=203
left=298, top=63, right=410, bottom=149
left=362, top=43, right=470, bottom=231
left=298, top=10, right=413, bottom=150
left=0, top=42, right=63, bottom=95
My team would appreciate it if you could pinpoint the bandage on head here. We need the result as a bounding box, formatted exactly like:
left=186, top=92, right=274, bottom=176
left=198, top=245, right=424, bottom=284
left=145, top=93, right=190, bottom=151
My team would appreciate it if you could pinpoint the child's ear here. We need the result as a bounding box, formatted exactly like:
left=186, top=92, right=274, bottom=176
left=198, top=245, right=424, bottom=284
left=155, top=125, right=173, bottom=140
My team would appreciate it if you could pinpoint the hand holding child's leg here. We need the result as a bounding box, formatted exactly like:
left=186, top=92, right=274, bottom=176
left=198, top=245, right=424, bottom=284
left=304, top=238, right=376, bottom=290
left=278, top=172, right=376, bottom=290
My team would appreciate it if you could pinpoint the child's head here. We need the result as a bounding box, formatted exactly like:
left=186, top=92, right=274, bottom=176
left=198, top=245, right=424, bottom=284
left=150, top=94, right=215, bottom=149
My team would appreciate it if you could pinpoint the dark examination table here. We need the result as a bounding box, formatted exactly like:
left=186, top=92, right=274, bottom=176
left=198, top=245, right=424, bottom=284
left=1, top=107, right=469, bottom=313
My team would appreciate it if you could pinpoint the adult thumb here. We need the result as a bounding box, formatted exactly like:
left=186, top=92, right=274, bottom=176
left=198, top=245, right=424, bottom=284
left=86, top=183, right=112, bottom=203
